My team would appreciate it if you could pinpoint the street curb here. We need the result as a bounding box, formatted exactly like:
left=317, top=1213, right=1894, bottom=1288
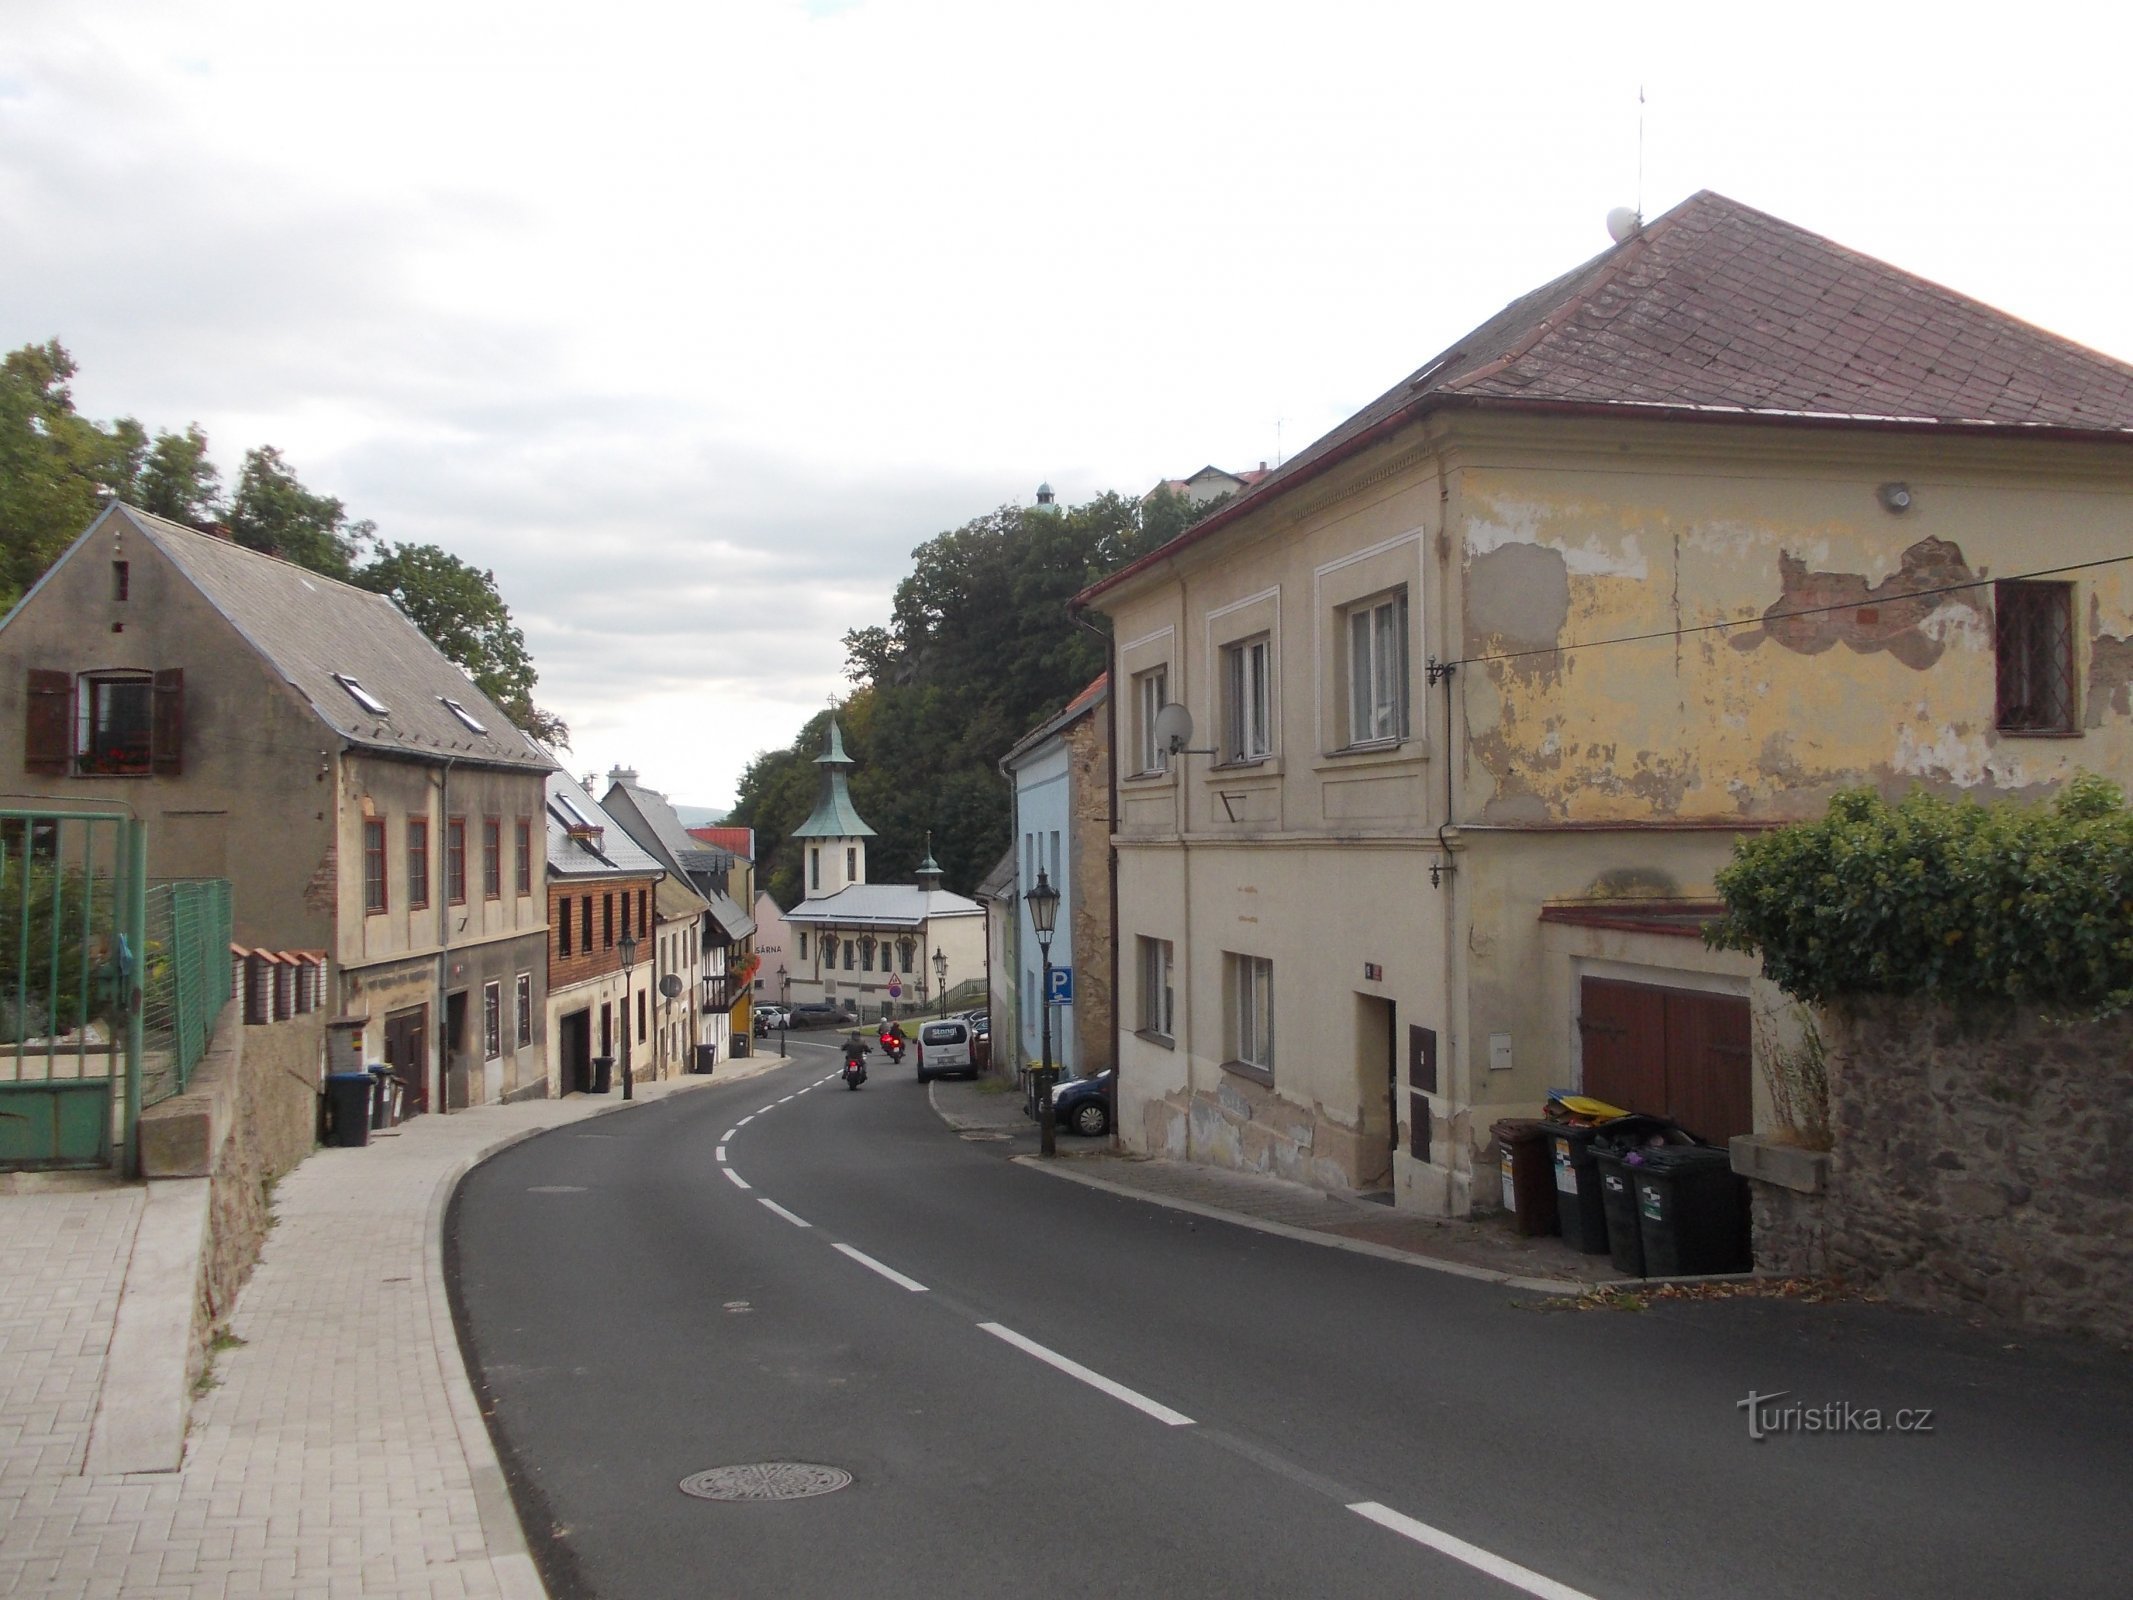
left=420, top=1071, right=742, bottom=1600
left=1010, top=1156, right=1586, bottom=1298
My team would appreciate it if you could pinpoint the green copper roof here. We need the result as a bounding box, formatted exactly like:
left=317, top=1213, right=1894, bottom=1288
left=791, top=718, right=877, bottom=840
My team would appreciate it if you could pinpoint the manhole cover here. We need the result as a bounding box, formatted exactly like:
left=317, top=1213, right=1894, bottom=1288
left=680, top=1463, right=852, bottom=1502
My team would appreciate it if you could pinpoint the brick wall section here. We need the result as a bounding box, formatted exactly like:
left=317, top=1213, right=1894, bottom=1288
left=1751, top=998, right=2133, bottom=1339
left=548, top=878, right=657, bottom=991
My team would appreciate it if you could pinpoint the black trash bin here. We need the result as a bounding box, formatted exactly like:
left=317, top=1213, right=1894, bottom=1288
left=324, top=1072, right=374, bottom=1148
left=590, top=1054, right=614, bottom=1095
left=1545, top=1116, right=1671, bottom=1254
left=1592, top=1145, right=1646, bottom=1275
left=1632, top=1145, right=1750, bottom=1276
left=367, top=1065, right=395, bottom=1131
left=695, top=1042, right=719, bottom=1074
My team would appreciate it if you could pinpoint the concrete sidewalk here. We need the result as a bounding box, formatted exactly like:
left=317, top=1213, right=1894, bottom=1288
left=0, top=1063, right=776, bottom=1600
left=928, top=1073, right=1625, bottom=1294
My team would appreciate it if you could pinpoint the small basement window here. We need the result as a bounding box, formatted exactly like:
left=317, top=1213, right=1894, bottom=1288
left=440, top=697, right=488, bottom=735
left=333, top=674, right=390, bottom=716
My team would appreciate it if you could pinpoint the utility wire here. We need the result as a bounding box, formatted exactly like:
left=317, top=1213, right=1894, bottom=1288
left=1440, top=551, right=2133, bottom=672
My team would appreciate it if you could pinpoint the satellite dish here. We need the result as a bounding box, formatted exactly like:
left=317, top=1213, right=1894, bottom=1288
left=659, top=974, right=684, bottom=999
left=1152, top=702, right=1197, bottom=755
left=1606, top=206, right=1642, bottom=244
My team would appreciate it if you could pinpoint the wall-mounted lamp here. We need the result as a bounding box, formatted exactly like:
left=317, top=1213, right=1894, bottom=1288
left=1877, top=482, right=1913, bottom=514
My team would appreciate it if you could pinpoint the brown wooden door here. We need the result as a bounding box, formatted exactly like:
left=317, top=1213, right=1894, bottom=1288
left=1577, top=978, right=1752, bottom=1145
left=384, top=1006, right=428, bottom=1117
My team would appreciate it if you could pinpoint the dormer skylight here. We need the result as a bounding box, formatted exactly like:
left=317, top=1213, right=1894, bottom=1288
left=440, top=697, right=488, bottom=735
left=333, top=674, right=390, bottom=716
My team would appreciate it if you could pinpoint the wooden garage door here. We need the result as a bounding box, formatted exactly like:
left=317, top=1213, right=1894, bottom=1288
left=1577, top=978, right=1752, bottom=1145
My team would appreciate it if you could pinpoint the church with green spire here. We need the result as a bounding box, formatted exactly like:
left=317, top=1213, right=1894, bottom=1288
left=784, top=718, right=986, bottom=1021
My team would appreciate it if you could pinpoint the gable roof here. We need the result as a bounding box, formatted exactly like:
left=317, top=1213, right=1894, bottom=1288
left=546, top=770, right=665, bottom=880
left=1082, top=191, right=2133, bottom=608
left=690, top=825, right=755, bottom=860
left=784, top=882, right=983, bottom=928
left=1001, top=672, right=1108, bottom=770
left=102, top=504, right=552, bottom=772
left=601, top=773, right=755, bottom=940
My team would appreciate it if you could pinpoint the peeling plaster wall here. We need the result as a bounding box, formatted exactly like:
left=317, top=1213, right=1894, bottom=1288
left=1455, top=425, right=2133, bottom=825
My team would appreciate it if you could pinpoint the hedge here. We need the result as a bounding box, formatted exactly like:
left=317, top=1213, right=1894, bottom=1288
left=1704, top=773, right=2133, bottom=1012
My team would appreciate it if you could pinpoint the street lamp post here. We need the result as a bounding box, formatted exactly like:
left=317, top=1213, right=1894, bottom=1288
left=933, top=948, right=948, bottom=1019
left=618, top=929, right=638, bottom=1100
left=1025, top=868, right=1060, bottom=1158
left=777, top=964, right=789, bottom=1058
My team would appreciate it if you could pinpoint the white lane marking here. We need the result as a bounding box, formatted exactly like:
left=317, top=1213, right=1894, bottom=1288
left=779, top=1095, right=795, bottom=1103
left=1347, top=1503, right=1597, bottom=1600
left=758, top=1104, right=777, bottom=1114
left=832, top=1243, right=929, bottom=1292
left=977, top=1323, right=1195, bottom=1427
left=738, top=1115, right=755, bottom=1126
left=758, top=1199, right=812, bottom=1228
left=724, top=1168, right=752, bottom=1191
left=715, top=1145, right=727, bottom=1162
left=722, top=1128, right=738, bottom=1140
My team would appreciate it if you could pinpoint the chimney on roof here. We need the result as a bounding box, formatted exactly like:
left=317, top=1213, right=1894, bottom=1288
left=608, top=765, right=639, bottom=786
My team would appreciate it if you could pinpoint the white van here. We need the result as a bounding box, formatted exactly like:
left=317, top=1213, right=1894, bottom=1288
left=915, top=1018, right=975, bottom=1083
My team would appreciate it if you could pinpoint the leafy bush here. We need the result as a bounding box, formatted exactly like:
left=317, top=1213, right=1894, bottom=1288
left=1706, top=774, right=2133, bottom=1012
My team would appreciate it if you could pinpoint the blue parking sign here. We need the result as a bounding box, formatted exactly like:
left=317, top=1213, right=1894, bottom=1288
left=1047, top=967, right=1074, bottom=1005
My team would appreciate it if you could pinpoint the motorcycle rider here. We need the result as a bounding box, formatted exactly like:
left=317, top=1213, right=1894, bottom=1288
left=843, top=1030, right=871, bottom=1070
left=880, top=1019, right=906, bottom=1058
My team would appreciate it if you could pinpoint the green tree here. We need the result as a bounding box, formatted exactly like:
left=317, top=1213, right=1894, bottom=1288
left=356, top=542, right=570, bottom=747
left=227, top=445, right=372, bottom=579
left=137, top=423, right=223, bottom=524
left=0, top=340, right=144, bottom=611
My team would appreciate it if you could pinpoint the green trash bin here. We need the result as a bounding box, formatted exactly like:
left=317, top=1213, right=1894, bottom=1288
left=1632, top=1145, right=1750, bottom=1275
left=324, top=1072, right=373, bottom=1148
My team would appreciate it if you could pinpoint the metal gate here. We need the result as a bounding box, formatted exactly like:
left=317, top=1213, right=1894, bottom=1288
left=0, top=810, right=147, bottom=1174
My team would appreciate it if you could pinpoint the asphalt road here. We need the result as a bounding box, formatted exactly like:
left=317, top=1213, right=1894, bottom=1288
left=449, top=1041, right=2133, bottom=1599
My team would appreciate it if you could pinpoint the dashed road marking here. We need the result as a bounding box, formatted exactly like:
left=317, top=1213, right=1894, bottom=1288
left=1348, top=1503, right=1596, bottom=1600
left=758, top=1199, right=812, bottom=1228
left=724, top=1168, right=752, bottom=1191
left=831, top=1244, right=928, bottom=1292
left=977, top=1323, right=1194, bottom=1427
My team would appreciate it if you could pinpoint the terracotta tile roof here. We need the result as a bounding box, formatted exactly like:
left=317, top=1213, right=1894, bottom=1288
left=1083, top=191, right=2133, bottom=606
left=689, top=825, right=754, bottom=859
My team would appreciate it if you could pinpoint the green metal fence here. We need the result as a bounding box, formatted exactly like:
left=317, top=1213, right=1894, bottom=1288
left=141, top=878, right=234, bottom=1109
left=0, top=809, right=146, bottom=1173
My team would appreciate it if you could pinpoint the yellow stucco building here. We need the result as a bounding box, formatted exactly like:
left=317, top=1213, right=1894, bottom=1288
left=1076, top=191, right=2133, bottom=1216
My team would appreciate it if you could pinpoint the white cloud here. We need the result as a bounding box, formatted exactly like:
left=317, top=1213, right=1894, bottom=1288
left=7, top=0, right=2132, bottom=806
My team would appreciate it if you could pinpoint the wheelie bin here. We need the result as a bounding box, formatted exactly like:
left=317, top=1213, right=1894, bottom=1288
left=1545, top=1115, right=1671, bottom=1254
left=324, top=1072, right=374, bottom=1147
left=1632, top=1145, right=1750, bottom=1275
left=590, top=1055, right=614, bottom=1095
left=1491, top=1119, right=1558, bottom=1237
left=1592, top=1144, right=1645, bottom=1275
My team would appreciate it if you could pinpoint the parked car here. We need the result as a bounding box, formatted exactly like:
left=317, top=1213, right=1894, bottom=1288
left=752, top=1004, right=790, bottom=1037
left=1052, top=1068, right=1115, bottom=1137
left=785, top=1002, right=852, bottom=1029
left=915, top=1017, right=976, bottom=1083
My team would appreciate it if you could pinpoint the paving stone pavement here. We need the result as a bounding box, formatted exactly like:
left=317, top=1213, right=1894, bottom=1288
left=0, top=1066, right=769, bottom=1600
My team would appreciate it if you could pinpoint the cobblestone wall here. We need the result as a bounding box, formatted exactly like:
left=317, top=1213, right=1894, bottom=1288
left=1775, top=998, right=2133, bottom=1339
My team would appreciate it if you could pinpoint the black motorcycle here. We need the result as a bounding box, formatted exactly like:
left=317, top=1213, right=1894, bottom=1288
left=842, top=1041, right=870, bottom=1089
left=878, top=1029, right=906, bottom=1064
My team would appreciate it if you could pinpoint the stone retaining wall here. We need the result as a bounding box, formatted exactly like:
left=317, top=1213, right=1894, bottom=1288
left=1743, top=997, right=2132, bottom=1339
left=139, top=999, right=322, bottom=1375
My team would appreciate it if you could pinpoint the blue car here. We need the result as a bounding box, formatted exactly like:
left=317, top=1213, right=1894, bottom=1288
left=1050, top=1068, right=1114, bottom=1138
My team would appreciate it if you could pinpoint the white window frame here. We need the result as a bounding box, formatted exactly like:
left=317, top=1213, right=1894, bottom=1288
left=1139, top=935, right=1173, bottom=1038
left=1227, top=953, right=1273, bottom=1073
left=483, top=980, right=502, bottom=1062
left=515, top=972, right=532, bottom=1050
left=1134, top=666, right=1170, bottom=774
left=1222, top=636, right=1272, bottom=762
left=1346, top=589, right=1411, bottom=747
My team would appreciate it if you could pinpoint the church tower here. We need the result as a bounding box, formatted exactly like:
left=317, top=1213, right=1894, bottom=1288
left=790, top=718, right=876, bottom=897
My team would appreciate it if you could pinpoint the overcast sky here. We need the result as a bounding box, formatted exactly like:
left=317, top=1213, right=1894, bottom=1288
left=7, top=3, right=2129, bottom=810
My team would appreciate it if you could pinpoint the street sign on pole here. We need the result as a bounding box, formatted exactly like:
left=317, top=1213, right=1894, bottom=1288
left=1047, top=967, right=1073, bottom=1005
left=887, top=976, right=902, bottom=999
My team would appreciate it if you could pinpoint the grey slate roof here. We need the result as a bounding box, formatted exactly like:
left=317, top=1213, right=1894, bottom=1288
left=546, top=770, right=665, bottom=880
left=112, top=504, right=553, bottom=772
left=600, top=774, right=755, bottom=940
left=784, top=883, right=982, bottom=928
left=975, top=847, right=1017, bottom=902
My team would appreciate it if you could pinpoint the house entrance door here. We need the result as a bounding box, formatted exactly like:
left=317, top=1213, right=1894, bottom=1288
left=383, top=1006, right=428, bottom=1117
left=1577, top=978, right=1752, bottom=1145
left=559, top=1009, right=590, bottom=1094
left=443, top=991, right=468, bottom=1111
left=1354, top=994, right=1397, bottom=1191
